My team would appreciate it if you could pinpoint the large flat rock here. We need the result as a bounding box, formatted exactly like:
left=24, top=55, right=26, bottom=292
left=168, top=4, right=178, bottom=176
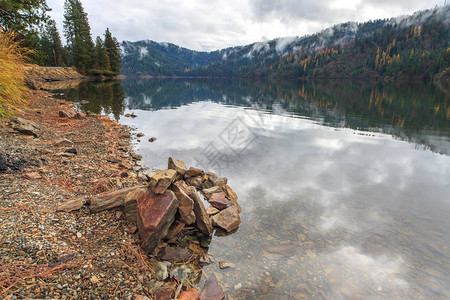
left=137, top=189, right=178, bottom=253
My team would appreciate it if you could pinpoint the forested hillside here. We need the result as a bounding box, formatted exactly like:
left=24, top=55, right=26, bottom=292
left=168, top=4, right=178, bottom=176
left=121, top=5, right=450, bottom=79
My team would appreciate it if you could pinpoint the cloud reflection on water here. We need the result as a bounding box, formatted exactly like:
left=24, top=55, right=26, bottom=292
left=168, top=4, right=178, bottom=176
left=121, top=100, right=449, bottom=298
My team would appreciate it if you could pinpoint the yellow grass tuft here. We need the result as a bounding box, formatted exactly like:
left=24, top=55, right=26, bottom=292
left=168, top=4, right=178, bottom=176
left=0, top=31, right=28, bottom=118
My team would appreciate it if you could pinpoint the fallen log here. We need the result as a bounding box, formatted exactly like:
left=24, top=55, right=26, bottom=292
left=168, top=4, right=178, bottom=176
left=89, top=185, right=146, bottom=213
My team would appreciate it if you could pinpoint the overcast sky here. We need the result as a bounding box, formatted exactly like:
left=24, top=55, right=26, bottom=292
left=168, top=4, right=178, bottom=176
left=46, top=0, right=446, bottom=51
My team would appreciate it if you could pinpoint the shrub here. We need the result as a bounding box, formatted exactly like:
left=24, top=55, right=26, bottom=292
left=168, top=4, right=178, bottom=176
left=0, top=31, right=28, bottom=118
left=88, top=69, right=118, bottom=77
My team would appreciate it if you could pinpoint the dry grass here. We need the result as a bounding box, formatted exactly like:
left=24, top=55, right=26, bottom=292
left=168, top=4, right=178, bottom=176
left=0, top=31, right=28, bottom=118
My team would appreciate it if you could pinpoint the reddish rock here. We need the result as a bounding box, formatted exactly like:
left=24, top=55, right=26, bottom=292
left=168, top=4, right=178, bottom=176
left=212, top=206, right=241, bottom=232
left=179, top=288, right=200, bottom=300
left=124, top=187, right=147, bottom=224
left=137, top=190, right=178, bottom=253
left=155, top=282, right=177, bottom=300
left=186, top=167, right=204, bottom=177
left=209, top=192, right=230, bottom=210
left=168, top=157, right=187, bottom=175
left=149, top=169, right=177, bottom=194
left=186, top=176, right=203, bottom=189
left=199, top=278, right=225, bottom=300
left=221, top=184, right=241, bottom=213
left=170, top=181, right=196, bottom=224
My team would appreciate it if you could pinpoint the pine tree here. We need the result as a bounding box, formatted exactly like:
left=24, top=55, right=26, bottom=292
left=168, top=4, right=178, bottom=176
left=94, top=36, right=110, bottom=70
left=104, top=28, right=122, bottom=74
left=0, top=0, right=50, bottom=63
left=0, top=0, right=50, bottom=35
left=40, top=19, right=64, bottom=66
left=63, top=0, right=95, bottom=73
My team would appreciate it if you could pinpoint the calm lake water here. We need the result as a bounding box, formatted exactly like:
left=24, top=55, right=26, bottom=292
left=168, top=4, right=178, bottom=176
left=57, top=79, right=449, bottom=299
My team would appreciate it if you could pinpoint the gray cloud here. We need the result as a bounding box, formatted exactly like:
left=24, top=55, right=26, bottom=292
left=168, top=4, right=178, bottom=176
left=46, top=0, right=447, bottom=51
left=250, top=0, right=331, bottom=22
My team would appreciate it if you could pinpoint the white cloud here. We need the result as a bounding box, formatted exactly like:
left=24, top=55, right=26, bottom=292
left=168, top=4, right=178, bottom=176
left=46, top=0, right=447, bottom=51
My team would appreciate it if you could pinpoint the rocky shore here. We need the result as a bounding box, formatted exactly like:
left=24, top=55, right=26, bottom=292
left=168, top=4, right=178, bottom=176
left=0, top=89, right=238, bottom=299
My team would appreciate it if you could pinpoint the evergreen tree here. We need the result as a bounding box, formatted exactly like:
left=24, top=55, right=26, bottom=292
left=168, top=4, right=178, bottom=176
left=0, top=0, right=50, bottom=63
left=104, top=28, right=122, bottom=74
left=94, top=36, right=110, bottom=70
left=63, top=0, right=94, bottom=73
left=40, top=19, right=64, bottom=66
left=0, top=0, right=50, bottom=35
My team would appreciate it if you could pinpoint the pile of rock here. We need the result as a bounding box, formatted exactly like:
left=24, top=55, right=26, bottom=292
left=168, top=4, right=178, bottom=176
left=88, top=157, right=241, bottom=255
left=136, top=157, right=241, bottom=254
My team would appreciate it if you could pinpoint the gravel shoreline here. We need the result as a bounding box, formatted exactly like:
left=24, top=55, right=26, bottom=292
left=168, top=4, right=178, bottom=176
left=0, top=89, right=154, bottom=299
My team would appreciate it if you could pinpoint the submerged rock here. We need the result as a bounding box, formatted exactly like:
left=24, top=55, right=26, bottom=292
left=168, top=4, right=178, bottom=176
left=199, top=277, right=225, bottom=300
left=160, top=246, right=191, bottom=263
left=218, top=260, right=235, bottom=269
left=179, top=288, right=200, bottom=300
left=151, top=261, right=169, bottom=281
left=262, top=245, right=297, bottom=259
left=170, top=264, right=196, bottom=284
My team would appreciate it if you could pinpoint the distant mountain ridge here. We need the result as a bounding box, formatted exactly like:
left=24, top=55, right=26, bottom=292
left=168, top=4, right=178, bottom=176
left=121, top=5, right=450, bottom=79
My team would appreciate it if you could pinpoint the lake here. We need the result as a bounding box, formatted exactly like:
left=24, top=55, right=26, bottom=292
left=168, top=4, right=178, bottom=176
left=57, top=78, right=450, bottom=299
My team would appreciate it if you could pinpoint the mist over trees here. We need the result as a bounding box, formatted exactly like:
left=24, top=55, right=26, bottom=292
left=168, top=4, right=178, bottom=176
left=121, top=6, right=449, bottom=80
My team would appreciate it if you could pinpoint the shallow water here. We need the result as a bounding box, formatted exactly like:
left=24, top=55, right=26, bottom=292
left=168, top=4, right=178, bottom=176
left=59, top=79, right=450, bottom=299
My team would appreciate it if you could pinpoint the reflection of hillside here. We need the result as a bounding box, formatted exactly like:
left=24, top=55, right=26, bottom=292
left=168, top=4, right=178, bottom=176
left=61, top=79, right=448, bottom=154
left=124, top=79, right=448, bottom=130
left=54, top=80, right=126, bottom=121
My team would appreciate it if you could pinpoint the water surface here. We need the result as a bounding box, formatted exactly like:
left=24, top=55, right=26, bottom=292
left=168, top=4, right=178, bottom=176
left=59, top=79, right=449, bottom=299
